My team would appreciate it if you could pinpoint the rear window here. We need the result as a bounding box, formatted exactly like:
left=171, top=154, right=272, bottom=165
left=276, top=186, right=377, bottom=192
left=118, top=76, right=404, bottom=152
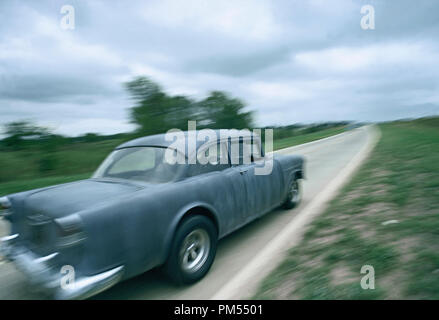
left=93, top=147, right=186, bottom=183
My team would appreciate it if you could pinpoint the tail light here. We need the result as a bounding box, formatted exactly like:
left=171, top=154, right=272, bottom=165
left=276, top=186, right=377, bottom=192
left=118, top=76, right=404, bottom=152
left=54, top=214, right=86, bottom=248
left=0, top=196, right=12, bottom=219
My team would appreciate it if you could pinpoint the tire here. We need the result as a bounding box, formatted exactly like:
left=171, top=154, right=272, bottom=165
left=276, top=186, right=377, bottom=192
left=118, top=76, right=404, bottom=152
left=282, top=179, right=302, bottom=209
left=164, top=215, right=218, bottom=285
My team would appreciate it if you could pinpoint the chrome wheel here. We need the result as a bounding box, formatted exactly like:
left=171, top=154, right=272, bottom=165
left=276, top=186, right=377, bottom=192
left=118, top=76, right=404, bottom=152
left=283, top=179, right=301, bottom=209
left=179, top=228, right=210, bottom=273
left=288, top=180, right=300, bottom=204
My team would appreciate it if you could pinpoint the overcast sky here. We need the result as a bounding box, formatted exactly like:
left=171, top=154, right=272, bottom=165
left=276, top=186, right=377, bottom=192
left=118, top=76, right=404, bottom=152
left=1, top=0, right=438, bottom=136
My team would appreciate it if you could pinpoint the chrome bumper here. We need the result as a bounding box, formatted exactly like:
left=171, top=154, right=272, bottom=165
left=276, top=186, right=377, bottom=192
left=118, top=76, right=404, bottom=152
left=0, top=234, right=124, bottom=300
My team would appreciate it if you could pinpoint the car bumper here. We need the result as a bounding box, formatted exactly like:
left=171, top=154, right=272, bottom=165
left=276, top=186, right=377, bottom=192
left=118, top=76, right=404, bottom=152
left=0, top=234, right=124, bottom=300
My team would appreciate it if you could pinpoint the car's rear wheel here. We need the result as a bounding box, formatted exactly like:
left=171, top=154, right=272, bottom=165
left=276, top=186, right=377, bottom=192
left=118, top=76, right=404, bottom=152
left=283, top=179, right=302, bottom=209
left=164, top=215, right=217, bottom=285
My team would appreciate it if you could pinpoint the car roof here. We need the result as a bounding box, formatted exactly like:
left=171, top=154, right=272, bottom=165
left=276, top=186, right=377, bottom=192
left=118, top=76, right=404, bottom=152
left=116, top=129, right=260, bottom=153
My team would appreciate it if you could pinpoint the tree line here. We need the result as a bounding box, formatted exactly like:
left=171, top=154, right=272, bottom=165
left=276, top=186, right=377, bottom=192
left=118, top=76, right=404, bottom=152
left=1, top=75, right=349, bottom=152
left=1, top=76, right=256, bottom=149
left=126, top=76, right=254, bottom=136
left=0, top=76, right=349, bottom=179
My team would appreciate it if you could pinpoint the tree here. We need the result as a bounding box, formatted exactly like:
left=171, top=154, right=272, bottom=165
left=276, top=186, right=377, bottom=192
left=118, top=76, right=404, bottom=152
left=162, top=95, right=198, bottom=130
left=80, top=133, right=102, bottom=143
left=125, top=76, right=255, bottom=134
left=2, top=121, right=51, bottom=149
left=1, top=120, right=62, bottom=172
left=3, top=121, right=50, bottom=138
left=198, top=91, right=254, bottom=129
left=126, top=77, right=175, bottom=135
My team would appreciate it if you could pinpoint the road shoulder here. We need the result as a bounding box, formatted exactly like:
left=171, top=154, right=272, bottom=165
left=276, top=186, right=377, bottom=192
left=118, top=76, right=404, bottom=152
left=212, top=125, right=380, bottom=299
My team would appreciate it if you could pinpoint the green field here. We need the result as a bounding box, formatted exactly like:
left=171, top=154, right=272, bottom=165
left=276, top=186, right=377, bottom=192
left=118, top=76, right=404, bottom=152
left=273, top=126, right=346, bottom=150
left=0, top=127, right=346, bottom=197
left=254, top=118, right=439, bottom=299
left=0, top=173, right=91, bottom=198
left=0, top=139, right=124, bottom=197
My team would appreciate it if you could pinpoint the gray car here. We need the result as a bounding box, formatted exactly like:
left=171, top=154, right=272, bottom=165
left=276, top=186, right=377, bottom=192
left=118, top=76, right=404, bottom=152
left=0, top=130, right=304, bottom=299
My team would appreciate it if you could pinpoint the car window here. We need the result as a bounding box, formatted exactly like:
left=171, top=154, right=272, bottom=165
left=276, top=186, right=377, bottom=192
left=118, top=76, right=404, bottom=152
left=203, top=142, right=228, bottom=165
left=189, top=141, right=229, bottom=177
left=108, top=148, right=155, bottom=174
left=93, top=147, right=186, bottom=183
left=230, top=138, right=263, bottom=165
left=246, top=139, right=263, bottom=161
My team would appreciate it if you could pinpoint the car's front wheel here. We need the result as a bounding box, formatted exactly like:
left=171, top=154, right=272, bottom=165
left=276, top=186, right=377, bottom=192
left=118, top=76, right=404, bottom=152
left=164, top=215, right=217, bottom=285
left=283, top=179, right=302, bottom=209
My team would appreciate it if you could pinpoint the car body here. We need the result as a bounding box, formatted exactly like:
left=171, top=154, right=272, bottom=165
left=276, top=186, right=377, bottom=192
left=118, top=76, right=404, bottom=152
left=0, top=129, right=304, bottom=299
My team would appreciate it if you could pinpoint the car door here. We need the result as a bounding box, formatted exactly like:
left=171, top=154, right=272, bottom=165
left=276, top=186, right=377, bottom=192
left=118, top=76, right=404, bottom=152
left=229, top=137, right=261, bottom=223
left=229, top=137, right=283, bottom=223
left=193, top=140, right=248, bottom=233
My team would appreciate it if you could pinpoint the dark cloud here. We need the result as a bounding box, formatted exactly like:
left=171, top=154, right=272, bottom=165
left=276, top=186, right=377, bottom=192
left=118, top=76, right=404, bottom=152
left=0, top=74, right=120, bottom=103
left=184, top=47, right=291, bottom=77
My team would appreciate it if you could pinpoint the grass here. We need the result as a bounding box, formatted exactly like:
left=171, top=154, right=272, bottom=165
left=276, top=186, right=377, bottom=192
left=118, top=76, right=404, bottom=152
left=0, top=139, right=124, bottom=197
left=0, top=127, right=346, bottom=197
left=0, top=139, right=124, bottom=182
left=253, top=118, right=439, bottom=299
left=0, top=173, right=91, bottom=197
left=273, top=126, right=346, bottom=150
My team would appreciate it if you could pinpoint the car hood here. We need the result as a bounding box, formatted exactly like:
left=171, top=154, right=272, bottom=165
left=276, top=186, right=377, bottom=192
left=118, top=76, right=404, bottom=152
left=23, top=179, right=143, bottom=219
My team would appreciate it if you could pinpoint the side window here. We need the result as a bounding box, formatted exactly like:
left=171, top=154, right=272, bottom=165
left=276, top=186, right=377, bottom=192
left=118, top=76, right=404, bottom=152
left=230, top=138, right=263, bottom=165
left=246, top=139, right=263, bottom=161
left=189, top=141, right=230, bottom=177
left=230, top=139, right=242, bottom=165
left=108, top=148, right=155, bottom=174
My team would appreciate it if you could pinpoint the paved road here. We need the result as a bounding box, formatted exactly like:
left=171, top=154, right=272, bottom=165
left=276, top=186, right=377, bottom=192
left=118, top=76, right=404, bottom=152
left=0, top=126, right=371, bottom=299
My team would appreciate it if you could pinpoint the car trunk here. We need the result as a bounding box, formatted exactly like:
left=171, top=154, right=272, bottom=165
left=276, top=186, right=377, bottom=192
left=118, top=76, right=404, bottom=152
left=14, top=179, right=142, bottom=256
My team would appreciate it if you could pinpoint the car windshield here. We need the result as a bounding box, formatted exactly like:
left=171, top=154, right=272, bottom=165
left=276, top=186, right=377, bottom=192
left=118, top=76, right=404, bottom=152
left=93, top=147, right=186, bottom=183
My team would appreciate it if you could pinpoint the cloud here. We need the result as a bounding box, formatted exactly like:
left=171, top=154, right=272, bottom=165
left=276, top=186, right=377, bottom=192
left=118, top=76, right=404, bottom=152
left=294, top=42, right=439, bottom=73
left=140, top=0, right=281, bottom=41
left=0, top=0, right=438, bottom=135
